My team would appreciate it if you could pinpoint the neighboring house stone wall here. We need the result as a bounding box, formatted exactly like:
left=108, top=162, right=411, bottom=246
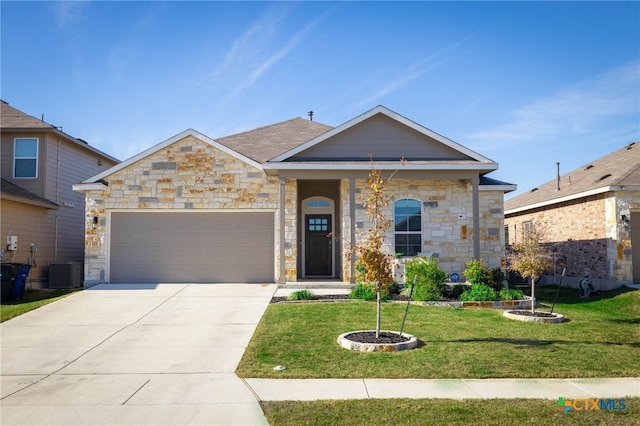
left=82, top=136, right=279, bottom=285
left=505, top=191, right=638, bottom=287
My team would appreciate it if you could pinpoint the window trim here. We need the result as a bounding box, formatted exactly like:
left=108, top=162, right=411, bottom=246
left=13, top=137, right=39, bottom=179
left=394, top=198, right=422, bottom=257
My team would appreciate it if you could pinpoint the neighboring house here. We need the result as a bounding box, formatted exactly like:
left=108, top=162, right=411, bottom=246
left=73, top=106, right=515, bottom=286
left=1, top=101, right=119, bottom=287
left=505, top=142, right=640, bottom=289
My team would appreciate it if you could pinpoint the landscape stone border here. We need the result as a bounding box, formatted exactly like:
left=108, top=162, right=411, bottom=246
left=396, top=297, right=532, bottom=310
left=503, top=310, right=565, bottom=323
left=337, top=330, right=419, bottom=352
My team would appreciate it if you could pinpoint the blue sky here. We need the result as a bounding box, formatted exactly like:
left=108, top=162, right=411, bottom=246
left=2, top=1, right=638, bottom=198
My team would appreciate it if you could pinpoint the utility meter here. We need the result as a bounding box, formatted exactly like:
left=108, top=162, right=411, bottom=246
left=7, top=235, right=18, bottom=251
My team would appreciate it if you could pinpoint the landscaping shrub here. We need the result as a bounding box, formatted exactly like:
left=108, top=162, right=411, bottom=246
left=349, top=282, right=390, bottom=301
left=463, top=259, right=493, bottom=286
left=442, top=284, right=467, bottom=300
left=403, top=256, right=448, bottom=301
left=499, top=288, right=525, bottom=300
left=491, top=268, right=507, bottom=291
left=386, top=281, right=401, bottom=296
left=459, top=284, right=499, bottom=302
left=287, top=289, right=315, bottom=301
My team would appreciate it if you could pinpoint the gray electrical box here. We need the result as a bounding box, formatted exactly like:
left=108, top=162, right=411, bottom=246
left=49, top=262, right=83, bottom=288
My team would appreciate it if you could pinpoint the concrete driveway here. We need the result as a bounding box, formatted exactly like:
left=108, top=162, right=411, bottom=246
left=1, top=283, right=276, bottom=425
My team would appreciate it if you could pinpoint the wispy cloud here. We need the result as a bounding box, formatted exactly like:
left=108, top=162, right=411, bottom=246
left=468, top=61, right=640, bottom=149
left=211, top=5, right=333, bottom=99
left=50, top=1, right=88, bottom=29
left=350, top=31, right=481, bottom=111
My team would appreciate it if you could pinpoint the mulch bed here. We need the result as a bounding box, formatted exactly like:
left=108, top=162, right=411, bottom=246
left=506, top=311, right=558, bottom=318
left=344, top=330, right=411, bottom=344
left=270, top=294, right=412, bottom=304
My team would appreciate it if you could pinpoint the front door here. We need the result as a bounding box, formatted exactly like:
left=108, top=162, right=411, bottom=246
left=305, top=214, right=332, bottom=276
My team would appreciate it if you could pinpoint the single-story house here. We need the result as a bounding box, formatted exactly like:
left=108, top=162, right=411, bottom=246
left=1, top=100, right=119, bottom=287
left=505, top=142, right=640, bottom=289
left=73, top=106, right=516, bottom=286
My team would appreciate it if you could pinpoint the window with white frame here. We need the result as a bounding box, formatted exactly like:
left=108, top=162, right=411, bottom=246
left=394, top=198, right=422, bottom=256
left=14, top=138, right=38, bottom=178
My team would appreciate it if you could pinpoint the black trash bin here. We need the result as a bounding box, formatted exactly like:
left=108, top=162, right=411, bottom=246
left=11, top=264, right=31, bottom=301
left=1, top=263, right=16, bottom=303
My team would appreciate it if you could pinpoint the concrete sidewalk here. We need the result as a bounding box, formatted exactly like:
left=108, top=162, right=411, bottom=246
left=244, top=377, right=640, bottom=401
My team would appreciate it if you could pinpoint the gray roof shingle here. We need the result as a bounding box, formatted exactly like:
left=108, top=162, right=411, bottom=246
left=0, top=178, right=59, bottom=209
left=215, top=117, right=333, bottom=163
left=505, top=142, right=640, bottom=212
left=1, top=101, right=52, bottom=129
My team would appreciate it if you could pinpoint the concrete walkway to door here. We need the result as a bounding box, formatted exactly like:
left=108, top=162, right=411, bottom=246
left=1, top=283, right=275, bottom=426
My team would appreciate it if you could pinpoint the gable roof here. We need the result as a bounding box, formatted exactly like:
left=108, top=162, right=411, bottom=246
left=216, top=117, right=333, bottom=163
left=80, top=128, right=264, bottom=184
left=78, top=106, right=507, bottom=187
left=505, top=142, right=640, bottom=214
left=270, top=106, right=495, bottom=164
left=1, top=101, right=119, bottom=163
left=0, top=178, right=59, bottom=209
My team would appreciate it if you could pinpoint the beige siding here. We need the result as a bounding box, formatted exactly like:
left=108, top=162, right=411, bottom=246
left=0, top=199, right=56, bottom=286
left=2, top=131, right=117, bottom=287
left=292, top=115, right=472, bottom=161
left=44, top=139, right=115, bottom=263
left=1, top=131, right=46, bottom=196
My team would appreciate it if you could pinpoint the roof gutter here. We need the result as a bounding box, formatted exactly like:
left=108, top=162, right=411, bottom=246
left=505, top=185, right=640, bottom=215
left=262, top=162, right=498, bottom=172
left=72, top=182, right=109, bottom=192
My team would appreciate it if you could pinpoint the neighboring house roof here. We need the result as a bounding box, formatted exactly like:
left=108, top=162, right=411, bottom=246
left=505, top=142, right=640, bottom=214
left=216, top=117, right=333, bottom=163
left=0, top=178, right=59, bottom=209
left=1, top=100, right=119, bottom=163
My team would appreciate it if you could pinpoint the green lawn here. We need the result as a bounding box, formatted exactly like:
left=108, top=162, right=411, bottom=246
left=237, top=287, right=640, bottom=379
left=1, top=288, right=78, bottom=322
left=261, top=397, right=639, bottom=426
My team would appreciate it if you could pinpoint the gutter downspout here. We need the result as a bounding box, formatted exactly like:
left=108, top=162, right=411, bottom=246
left=54, top=138, right=61, bottom=261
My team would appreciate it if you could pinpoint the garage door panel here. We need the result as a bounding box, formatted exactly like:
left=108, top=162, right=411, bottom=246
left=110, top=212, right=274, bottom=283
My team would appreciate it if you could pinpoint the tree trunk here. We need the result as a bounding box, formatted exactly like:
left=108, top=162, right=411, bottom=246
left=531, top=276, right=536, bottom=313
left=376, top=288, right=381, bottom=339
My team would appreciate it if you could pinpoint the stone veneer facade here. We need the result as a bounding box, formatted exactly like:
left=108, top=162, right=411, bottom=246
left=82, top=135, right=509, bottom=285
left=504, top=190, right=639, bottom=288
left=340, top=178, right=505, bottom=283
left=83, top=135, right=282, bottom=285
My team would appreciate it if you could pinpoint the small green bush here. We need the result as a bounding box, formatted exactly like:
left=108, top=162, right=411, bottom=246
left=349, top=283, right=390, bottom=301
left=287, top=289, right=315, bottom=301
left=386, top=281, right=401, bottom=296
left=499, top=288, right=525, bottom=300
left=459, top=284, right=499, bottom=302
left=463, top=259, right=493, bottom=286
left=491, top=268, right=507, bottom=291
left=404, top=256, right=448, bottom=301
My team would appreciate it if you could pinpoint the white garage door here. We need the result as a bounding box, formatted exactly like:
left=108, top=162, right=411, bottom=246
left=110, top=212, right=274, bottom=283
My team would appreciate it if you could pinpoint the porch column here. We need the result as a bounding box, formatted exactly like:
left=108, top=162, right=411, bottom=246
left=349, top=177, right=356, bottom=283
left=472, top=175, right=480, bottom=259
left=278, top=177, right=286, bottom=284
